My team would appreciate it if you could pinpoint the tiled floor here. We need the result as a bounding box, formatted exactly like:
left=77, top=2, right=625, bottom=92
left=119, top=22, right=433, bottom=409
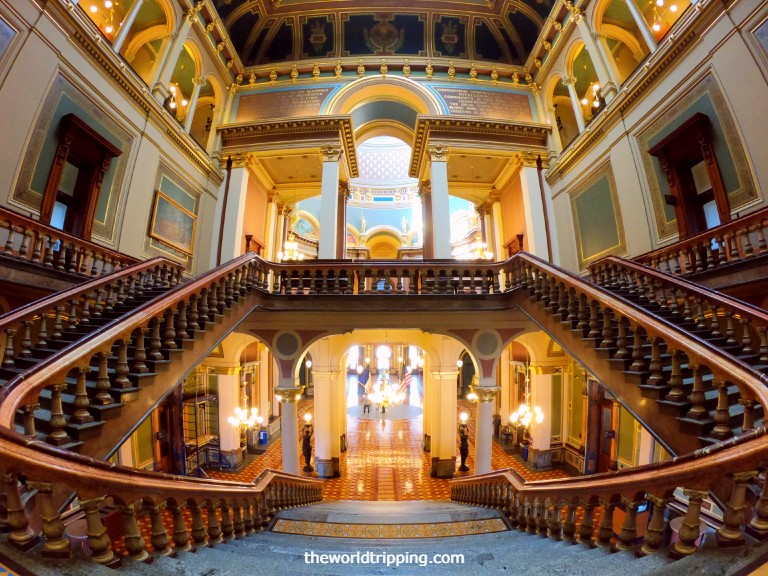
left=207, top=399, right=571, bottom=500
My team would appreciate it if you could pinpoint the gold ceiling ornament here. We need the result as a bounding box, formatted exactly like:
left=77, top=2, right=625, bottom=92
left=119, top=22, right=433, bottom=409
left=525, top=72, right=533, bottom=83
left=426, top=60, right=433, bottom=80
left=544, top=41, right=551, bottom=51
left=206, top=21, right=215, bottom=32
left=466, top=385, right=501, bottom=403
left=249, top=70, right=256, bottom=85
left=380, top=59, right=388, bottom=77
left=512, top=71, right=519, bottom=85
left=312, top=62, right=321, bottom=80
left=529, top=82, right=541, bottom=96
left=334, top=60, right=343, bottom=79
left=290, top=64, right=298, bottom=83
left=490, top=66, right=498, bottom=83
left=226, top=59, right=234, bottom=68
left=235, top=69, right=244, bottom=84
left=448, top=61, right=456, bottom=81
left=534, top=58, right=542, bottom=68
left=469, top=63, right=477, bottom=80
left=272, top=0, right=282, bottom=7
left=553, top=21, right=562, bottom=31
left=269, top=67, right=278, bottom=82
left=486, top=0, right=495, bottom=8
left=357, top=60, right=365, bottom=78
left=403, top=59, right=411, bottom=78
left=217, top=41, right=225, bottom=52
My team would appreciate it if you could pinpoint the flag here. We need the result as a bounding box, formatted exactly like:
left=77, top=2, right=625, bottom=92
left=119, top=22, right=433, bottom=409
left=399, top=367, right=413, bottom=395
left=358, top=365, right=370, bottom=394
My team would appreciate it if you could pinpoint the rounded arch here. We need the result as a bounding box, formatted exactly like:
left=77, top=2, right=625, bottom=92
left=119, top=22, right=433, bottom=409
left=182, top=39, right=205, bottom=79
left=123, top=24, right=167, bottom=62
left=324, top=76, right=442, bottom=116
left=543, top=73, right=564, bottom=112
left=564, top=38, right=588, bottom=79
left=355, top=120, right=414, bottom=146
left=203, top=72, right=225, bottom=111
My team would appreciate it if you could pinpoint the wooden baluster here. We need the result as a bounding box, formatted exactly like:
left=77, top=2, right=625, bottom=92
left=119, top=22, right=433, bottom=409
left=103, top=284, right=115, bottom=313
left=206, top=502, right=224, bottom=544
left=32, top=233, right=43, bottom=263
left=188, top=295, right=200, bottom=332
left=695, top=299, right=707, bottom=330
left=217, top=279, right=227, bottom=311
left=578, top=501, right=596, bottom=546
left=565, top=288, right=578, bottom=325
left=242, top=500, right=255, bottom=534
left=19, top=320, right=32, bottom=357
left=78, top=249, right=89, bottom=274
left=54, top=243, right=68, bottom=271
left=759, top=327, right=768, bottom=364
left=71, top=365, right=94, bottom=424
left=670, top=489, right=709, bottom=558
left=92, top=289, right=103, bottom=319
left=163, top=308, right=178, bottom=349
left=639, top=495, right=670, bottom=556
left=146, top=503, right=172, bottom=556
left=596, top=501, right=615, bottom=548
left=209, top=284, right=220, bottom=317
left=169, top=503, right=192, bottom=551
left=17, top=231, right=31, bottom=260
left=95, top=352, right=114, bottom=405
left=82, top=497, right=118, bottom=566
left=716, top=471, right=758, bottom=548
left=665, top=350, right=685, bottom=401
left=548, top=503, right=562, bottom=540
left=599, top=307, right=615, bottom=348
left=727, top=233, right=740, bottom=262
left=220, top=501, right=234, bottom=540
left=198, top=289, right=209, bottom=327
left=576, top=294, right=589, bottom=331
left=120, top=501, right=149, bottom=562
left=526, top=500, right=537, bottom=533
left=66, top=247, right=79, bottom=274
left=725, top=311, right=737, bottom=345
left=115, top=279, right=127, bottom=304
left=110, top=339, right=130, bottom=389
left=28, top=481, right=70, bottom=559
left=175, top=301, right=189, bottom=340
left=3, top=224, right=17, bottom=254
left=711, top=380, right=733, bottom=439
left=615, top=316, right=630, bottom=358
left=251, top=496, right=264, bottom=532
left=645, top=337, right=664, bottom=386
left=66, top=299, right=79, bottom=331
left=131, top=328, right=148, bottom=374
left=22, top=403, right=38, bottom=438
left=742, top=228, right=754, bottom=255
left=749, top=472, right=768, bottom=539
left=613, top=498, right=641, bottom=552
left=756, top=224, right=767, bottom=253
left=562, top=502, right=577, bottom=544
left=149, top=318, right=164, bottom=361
left=740, top=399, right=756, bottom=431
left=190, top=502, right=209, bottom=546
left=47, top=383, right=71, bottom=445
left=2, top=328, right=15, bottom=367
left=42, top=235, right=54, bottom=267
left=740, top=319, right=754, bottom=355
left=3, top=473, right=39, bottom=551
left=80, top=295, right=91, bottom=325
left=686, top=363, right=708, bottom=419
left=232, top=501, right=245, bottom=537
left=225, top=274, right=234, bottom=306
left=90, top=253, right=101, bottom=277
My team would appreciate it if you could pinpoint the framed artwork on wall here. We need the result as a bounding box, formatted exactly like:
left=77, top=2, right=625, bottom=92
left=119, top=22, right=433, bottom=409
left=149, top=191, right=197, bottom=256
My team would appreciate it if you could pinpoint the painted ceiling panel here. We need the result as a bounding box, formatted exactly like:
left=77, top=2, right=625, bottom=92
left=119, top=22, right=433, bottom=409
left=213, top=1, right=556, bottom=67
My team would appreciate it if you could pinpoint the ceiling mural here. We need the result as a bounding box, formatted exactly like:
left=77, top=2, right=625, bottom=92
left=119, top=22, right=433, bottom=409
left=210, top=0, right=556, bottom=68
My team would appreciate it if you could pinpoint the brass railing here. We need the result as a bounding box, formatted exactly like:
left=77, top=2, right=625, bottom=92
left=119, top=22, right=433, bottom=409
left=0, top=206, right=139, bottom=278
left=634, top=207, right=768, bottom=276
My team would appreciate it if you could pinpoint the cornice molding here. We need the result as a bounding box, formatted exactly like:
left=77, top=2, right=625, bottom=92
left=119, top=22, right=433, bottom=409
left=409, top=115, right=550, bottom=178
left=218, top=116, right=359, bottom=178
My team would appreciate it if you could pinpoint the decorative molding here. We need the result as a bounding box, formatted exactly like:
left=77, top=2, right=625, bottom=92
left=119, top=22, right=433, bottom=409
left=427, top=142, right=449, bottom=162
left=556, top=128, right=604, bottom=176
left=410, top=116, right=550, bottom=178
left=469, top=385, right=501, bottom=402
left=321, top=142, right=343, bottom=162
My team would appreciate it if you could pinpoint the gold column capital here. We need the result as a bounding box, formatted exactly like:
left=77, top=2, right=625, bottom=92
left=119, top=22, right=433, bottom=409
left=321, top=143, right=343, bottom=162
left=469, top=385, right=501, bottom=402
left=274, top=385, right=306, bottom=403
left=427, top=142, right=449, bottom=162
left=419, top=180, right=432, bottom=196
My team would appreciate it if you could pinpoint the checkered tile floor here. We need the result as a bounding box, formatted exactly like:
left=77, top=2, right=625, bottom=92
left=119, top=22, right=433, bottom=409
left=207, top=399, right=571, bottom=500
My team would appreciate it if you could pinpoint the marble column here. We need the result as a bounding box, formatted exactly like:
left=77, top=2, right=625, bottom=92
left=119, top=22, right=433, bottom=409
left=313, top=369, right=342, bottom=478
left=336, top=182, right=349, bottom=259
left=529, top=372, right=552, bottom=467
left=277, top=377, right=300, bottom=475
left=218, top=157, right=249, bottom=262
left=574, top=17, right=618, bottom=101
left=318, top=144, right=342, bottom=259
left=183, top=77, right=206, bottom=132
left=206, top=83, right=237, bottom=157
left=623, top=0, right=658, bottom=52
left=264, top=191, right=280, bottom=261
left=490, top=194, right=504, bottom=260
left=429, top=143, right=452, bottom=259
left=429, top=371, right=459, bottom=477
left=151, top=7, right=198, bottom=99
left=258, top=347, right=270, bottom=422
left=473, top=379, right=500, bottom=474
left=111, top=0, right=146, bottom=52
left=218, top=372, right=244, bottom=470
left=519, top=162, right=550, bottom=259
left=420, top=181, right=433, bottom=259
left=563, top=76, right=586, bottom=133
left=499, top=349, right=512, bottom=426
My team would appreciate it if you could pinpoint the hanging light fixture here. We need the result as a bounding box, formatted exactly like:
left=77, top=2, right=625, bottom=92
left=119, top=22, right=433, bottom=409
left=278, top=166, right=305, bottom=261
left=509, top=338, right=545, bottom=431
left=89, top=0, right=118, bottom=34
left=649, top=0, right=678, bottom=33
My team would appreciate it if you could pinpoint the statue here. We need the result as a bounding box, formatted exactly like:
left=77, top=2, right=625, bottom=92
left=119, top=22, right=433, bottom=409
left=401, top=216, right=408, bottom=233
left=301, top=415, right=314, bottom=472
left=360, top=214, right=367, bottom=233
left=458, top=417, right=470, bottom=472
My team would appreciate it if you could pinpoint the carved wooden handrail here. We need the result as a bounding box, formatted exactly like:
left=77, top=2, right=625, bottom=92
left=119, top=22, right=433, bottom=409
left=589, top=256, right=768, bottom=365
left=0, top=205, right=140, bottom=277
left=634, top=207, right=768, bottom=276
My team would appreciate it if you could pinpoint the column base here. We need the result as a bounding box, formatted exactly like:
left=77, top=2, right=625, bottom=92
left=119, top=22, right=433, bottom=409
left=715, top=531, right=745, bottom=548
left=152, top=83, right=171, bottom=100
left=430, top=457, right=456, bottom=478
left=219, top=448, right=245, bottom=471
left=316, top=459, right=334, bottom=478
left=423, top=434, right=431, bottom=452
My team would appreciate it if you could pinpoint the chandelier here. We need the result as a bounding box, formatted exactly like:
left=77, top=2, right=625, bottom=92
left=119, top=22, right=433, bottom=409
left=580, top=82, right=602, bottom=109
left=227, top=406, right=259, bottom=430
left=649, top=0, right=678, bottom=33
left=469, top=240, right=493, bottom=260
left=89, top=0, right=118, bottom=34
left=509, top=355, right=544, bottom=430
left=277, top=232, right=304, bottom=261
left=368, top=374, right=406, bottom=411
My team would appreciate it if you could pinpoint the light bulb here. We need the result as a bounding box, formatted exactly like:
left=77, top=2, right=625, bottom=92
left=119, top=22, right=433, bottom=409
left=105, top=25, right=113, bottom=33
left=169, top=101, right=176, bottom=109
left=459, top=412, right=469, bottom=423
left=653, top=23, right=661, bottom=31
left=656, top=0, right=664, bottom=5
left=169, top=85, right=176, bottom=92
left=104, top=0, right=112, bottom=7
left=593, top=99, right=600, bottom=108
left=581, top=97, right=588, bottom=105
left=90, top=5, right=98, bottom=12
left=593, top=83, right=600, bottom=92
left=670, top=4, right=678, bottom=10
left=304, top=413, right=312, bottom=422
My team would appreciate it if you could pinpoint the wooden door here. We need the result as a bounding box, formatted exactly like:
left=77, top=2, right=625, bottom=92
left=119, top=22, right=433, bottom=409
left=597, top=399, right=615, bottom=473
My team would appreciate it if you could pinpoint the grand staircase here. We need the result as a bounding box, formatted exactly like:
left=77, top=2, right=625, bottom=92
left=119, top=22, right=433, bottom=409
left=0, top=249, right=767, bottom=571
